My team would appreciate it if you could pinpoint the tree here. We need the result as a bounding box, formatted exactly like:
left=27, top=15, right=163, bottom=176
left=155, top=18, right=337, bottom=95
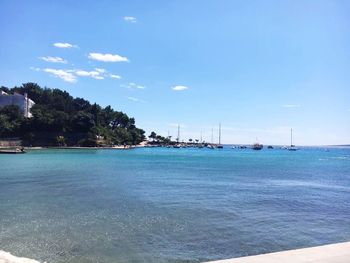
left=56, top=135, right=66, bottom=146
left=71, top=112, right=95, bottom=132
left=0, top=83, right=146, bottom=146
left=0, top=105, right=23, bottom=136
left=149, top=131, right=157, bottom=142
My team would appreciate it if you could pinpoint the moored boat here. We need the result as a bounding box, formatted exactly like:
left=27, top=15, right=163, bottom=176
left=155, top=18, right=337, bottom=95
left=288, top=128, right=299, bottom=151
left=0, top=148, right=26, bottom=154
left=217, top=123, right=223, bottom=149
left=252, top=143, right=263, bottom=150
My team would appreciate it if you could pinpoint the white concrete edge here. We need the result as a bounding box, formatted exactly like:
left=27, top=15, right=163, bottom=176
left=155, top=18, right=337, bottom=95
left=204, top=241, right=350, bottom=263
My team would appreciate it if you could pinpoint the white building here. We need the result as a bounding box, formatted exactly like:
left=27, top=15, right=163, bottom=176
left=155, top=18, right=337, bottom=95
left=0, top=91, right=35, bottom=117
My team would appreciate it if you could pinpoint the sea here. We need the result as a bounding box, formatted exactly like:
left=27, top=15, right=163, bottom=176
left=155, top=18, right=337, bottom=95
left=0, top=146, right=350, bottom=263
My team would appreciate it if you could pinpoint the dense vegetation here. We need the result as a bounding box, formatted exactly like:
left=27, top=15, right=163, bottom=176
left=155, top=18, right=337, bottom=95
left=0, top=83, right=145, bottom=146
left=148, top=131, right=172, bottom=145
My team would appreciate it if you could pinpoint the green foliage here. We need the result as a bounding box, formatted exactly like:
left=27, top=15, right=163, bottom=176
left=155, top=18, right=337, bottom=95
left=0, top=105, right=24, bottom=137
left=56, top=135, right=66, bottom=146
left=148, top=131, right=171, bottom=145
left=0, top=83, right=145, bottom=146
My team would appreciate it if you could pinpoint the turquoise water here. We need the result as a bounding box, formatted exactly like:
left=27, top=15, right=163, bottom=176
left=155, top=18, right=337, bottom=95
left=0, top=147, right=350, bottom=262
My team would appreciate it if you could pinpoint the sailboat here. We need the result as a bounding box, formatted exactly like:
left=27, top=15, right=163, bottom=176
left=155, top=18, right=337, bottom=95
left=217, top=123, right=223, bottom=148
left=207, top=128, right=215, bottom=149
left=173, top=125, right=181, bottom=148
left=288, top=128, right=298, bottom=151
left=198, top=130, right=204, bottom=148
left=252, top=137, right=263, bottom=150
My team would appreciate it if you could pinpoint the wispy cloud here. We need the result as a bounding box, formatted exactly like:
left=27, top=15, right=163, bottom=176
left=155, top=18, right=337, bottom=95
left=127, top=96, right=146, bottom=102
left=74, top=68, right=120, bottom=80
left=88, top=52, right=129, bottom=62
left=110, top=74, right=121, bottom=79
left=172, top=85, right=189, bottom=91
left=44, top=68, right=77, bottom=83
left=34, top=66, right=120, bottom=83
left=127, top=96, right=139, bottom=102
left=129, top=82, right=145, bottom=89
left=126, top=96, right=146, bottom=103
left=95, top=68, right=105, bottom=73
left=282, top=104, right=301, bottom=108
left=53, top=42, right=77, bottom=48
left=124, top=16, right=137, bottom=23
left=75, top=70, right=102, bottom=79
left=29, top=66, right=41, bottom=72
left=121, top=82, right=146, bottom=89
left=39, top=56, right=67, bottom=63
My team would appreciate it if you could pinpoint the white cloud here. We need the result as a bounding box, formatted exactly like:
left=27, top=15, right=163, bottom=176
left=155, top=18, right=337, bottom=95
left=95, top=68, right=106, bottom=73
left=53, top=42, right=77, bottom=48
left=39, top=56, right=67, bottom=63
left=127, top=96, right=147, bottom=103
left=37, top=66, right=118, bottom=82
left=74, top=70, right=104, bottom=80
left=121, top=82, right=146, bottom=89
left=172, top=85, right=189, bottom=91
left=88, top=52, right=129, bottom=62
left=124, top=16, right=137, bottom=23
left=282, top=104, right=301, bottom=108
left=110, top=74, right=121, bottom=79
left=75, top=70, right=99, bottom=77
left=127, top=96, right=139, bottom=102
left=44, top=68, right=77, bottom=83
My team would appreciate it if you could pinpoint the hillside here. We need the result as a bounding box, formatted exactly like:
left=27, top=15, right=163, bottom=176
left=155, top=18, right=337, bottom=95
left=0, top=83, right=145, bottom=146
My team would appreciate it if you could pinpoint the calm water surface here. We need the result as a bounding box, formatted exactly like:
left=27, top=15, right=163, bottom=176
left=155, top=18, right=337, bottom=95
left=0, top=147, right=350, bottom=262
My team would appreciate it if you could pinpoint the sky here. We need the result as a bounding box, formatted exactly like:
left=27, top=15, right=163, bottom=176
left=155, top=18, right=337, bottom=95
left=0, top=0, right=349, bottom=145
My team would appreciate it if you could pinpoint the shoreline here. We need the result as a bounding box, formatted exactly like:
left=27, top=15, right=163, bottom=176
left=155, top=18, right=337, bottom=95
left=1, top=242, right=350, bottom=263
left=0, top=145, right=141, bottom=150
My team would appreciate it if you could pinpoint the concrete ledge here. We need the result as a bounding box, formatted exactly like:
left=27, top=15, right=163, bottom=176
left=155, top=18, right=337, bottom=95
left=205, top=242, right=350, bottom=263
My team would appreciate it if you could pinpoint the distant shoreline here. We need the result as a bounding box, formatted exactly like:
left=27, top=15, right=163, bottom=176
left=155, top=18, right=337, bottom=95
left=0, top=144, right=349, bottom=151
left=0, top=145, right=142, bottom=150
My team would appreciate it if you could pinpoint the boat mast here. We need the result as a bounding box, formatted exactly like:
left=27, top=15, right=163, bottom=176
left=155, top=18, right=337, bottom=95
left=211, top=128, right=213, bottom=144
left=219, top=123, right=221, bottom=145
left=200, top=130, right=203, bottom=143
left=290, top=128, right=293, bottom=146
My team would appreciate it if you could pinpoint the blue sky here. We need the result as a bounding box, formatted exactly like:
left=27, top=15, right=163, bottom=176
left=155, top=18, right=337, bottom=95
left=1, top=0, right=349, bottom=145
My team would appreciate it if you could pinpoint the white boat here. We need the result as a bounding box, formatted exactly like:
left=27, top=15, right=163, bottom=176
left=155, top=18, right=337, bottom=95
left=207, top=127, right=216, bottom=149
left=288, top=128, right=299, bottom=151
left=0, top=148, right=26, bottom=154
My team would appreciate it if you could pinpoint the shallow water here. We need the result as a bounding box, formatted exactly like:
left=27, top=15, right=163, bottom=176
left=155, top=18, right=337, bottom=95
left=1, top=147, right=350, bottom=262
